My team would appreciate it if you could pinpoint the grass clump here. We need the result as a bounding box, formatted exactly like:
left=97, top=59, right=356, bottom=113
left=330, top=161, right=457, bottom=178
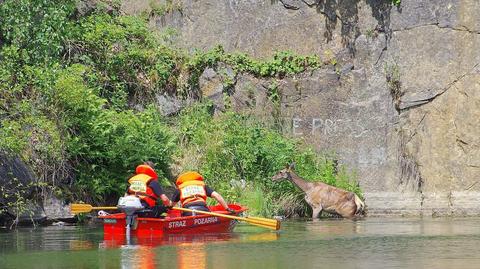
left=391, top=0, right=401, bottom=6
left=149, top=0, right=183, bottom=17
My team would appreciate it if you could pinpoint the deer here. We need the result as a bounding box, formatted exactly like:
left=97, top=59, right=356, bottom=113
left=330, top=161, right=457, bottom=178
left=272, top=163, right=365, bottom=220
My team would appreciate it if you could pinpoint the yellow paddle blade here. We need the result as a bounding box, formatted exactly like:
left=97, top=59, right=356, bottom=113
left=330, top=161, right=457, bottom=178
left=244, top=220, right=279, bottom=230
left=70, top=204, right=93, bottom=214
left=245, top=216, right=279, bottom=225
left=70, top=204, right=118, bottom=215
left=244, top=218, right=281, bottom=231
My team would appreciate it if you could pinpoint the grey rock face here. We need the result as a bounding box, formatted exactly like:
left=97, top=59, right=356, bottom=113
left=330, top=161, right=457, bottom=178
left=125, top=0, right=480, bottom=216
left=42, top=193, right=74, bottom=221
left=0, top=153, right=74, bottom=226
left=155, top=93, right=185, bottom=116
left=0, top=152, right=45, bottom=225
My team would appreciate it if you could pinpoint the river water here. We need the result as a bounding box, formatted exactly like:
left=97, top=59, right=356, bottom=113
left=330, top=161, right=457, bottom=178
left=1, top=217, right=480, bottom=269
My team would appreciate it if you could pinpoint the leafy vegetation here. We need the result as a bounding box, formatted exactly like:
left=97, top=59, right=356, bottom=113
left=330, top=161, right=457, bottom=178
left=148, top=0, right=183, bottom=17
left=0, top=0, right=360, bottom=218
left=385, top=62, right=402, bottom=111
left=391, top=0, right=401, bottom=6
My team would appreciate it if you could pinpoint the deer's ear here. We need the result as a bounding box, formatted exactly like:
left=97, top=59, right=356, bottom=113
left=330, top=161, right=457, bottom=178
left=289, top=162, right=296, bottom=170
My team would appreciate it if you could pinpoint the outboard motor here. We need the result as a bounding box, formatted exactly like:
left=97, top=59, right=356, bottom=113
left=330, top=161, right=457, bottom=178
left=117, top=196, right=144, bottom=244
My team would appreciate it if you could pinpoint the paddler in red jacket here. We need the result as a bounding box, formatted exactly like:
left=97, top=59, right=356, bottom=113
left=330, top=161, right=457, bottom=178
left=126, top=161, right=172, bottom=217
left=171, top=171, right=235, bottom=216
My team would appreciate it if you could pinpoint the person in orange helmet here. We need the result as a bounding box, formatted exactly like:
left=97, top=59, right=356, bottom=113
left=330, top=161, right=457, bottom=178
left=171, top=171, right=235, bottom=216
left=126, top=161, right=172, bottom=218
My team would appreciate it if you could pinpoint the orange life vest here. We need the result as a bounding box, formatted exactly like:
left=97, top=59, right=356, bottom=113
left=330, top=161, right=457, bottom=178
left=127, top=173, right=158, bottom=207
left=176, top=172, right=207, bottom=207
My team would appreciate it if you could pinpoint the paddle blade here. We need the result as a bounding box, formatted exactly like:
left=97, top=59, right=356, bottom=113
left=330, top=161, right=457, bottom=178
left=70, top=204, right=93, bottom=214
left=245, top=218, right=281, bottom=231
left=245, top=216, right=279, bottom=225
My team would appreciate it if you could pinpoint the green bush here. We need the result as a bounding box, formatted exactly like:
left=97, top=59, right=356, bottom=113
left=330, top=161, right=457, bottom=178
left=67, top=13, right=181, bottom=108
left=52, top=65, right=176, bottom=200
left=0, top=0, right=75, bottom=64
left=391, top=0, right=401, bottom=6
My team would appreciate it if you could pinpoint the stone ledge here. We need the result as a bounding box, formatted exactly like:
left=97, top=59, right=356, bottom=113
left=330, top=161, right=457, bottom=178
left=364, top=192, right=480, bottom=216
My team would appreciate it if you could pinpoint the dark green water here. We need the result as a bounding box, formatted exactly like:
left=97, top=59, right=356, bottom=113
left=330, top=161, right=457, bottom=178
left=1, top=217, right=480, bottom=269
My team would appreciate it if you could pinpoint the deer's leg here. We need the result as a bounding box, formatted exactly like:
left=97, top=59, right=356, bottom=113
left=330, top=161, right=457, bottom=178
left=312, top=206, right=323, bottom=221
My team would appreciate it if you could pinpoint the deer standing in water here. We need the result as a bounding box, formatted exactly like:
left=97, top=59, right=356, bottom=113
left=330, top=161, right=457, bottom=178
left=272, top=163, right=365, bottom=219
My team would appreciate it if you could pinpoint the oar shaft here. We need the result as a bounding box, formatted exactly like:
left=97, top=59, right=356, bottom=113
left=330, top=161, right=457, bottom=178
left=92, top=207, right=118, bottom=210
left=173, top=207, right=244, bottom=221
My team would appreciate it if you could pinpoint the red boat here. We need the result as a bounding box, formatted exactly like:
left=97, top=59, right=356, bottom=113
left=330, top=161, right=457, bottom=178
left=99, top=204, right=247, bottom=237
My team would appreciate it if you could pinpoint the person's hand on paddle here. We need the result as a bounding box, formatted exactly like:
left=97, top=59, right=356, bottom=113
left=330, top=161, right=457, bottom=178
left=226, top=208, right=236, bottom=214
left=164, top=201, right=174, bottom=210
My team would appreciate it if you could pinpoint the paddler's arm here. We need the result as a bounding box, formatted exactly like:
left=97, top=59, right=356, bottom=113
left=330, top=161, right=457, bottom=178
left=160, top=194, right=172, bottom=207
left=149, top=180, right=173, bottom=206
left=210, top=191, right=230, bottom=211
left=170, top=189, right=180, bottom=208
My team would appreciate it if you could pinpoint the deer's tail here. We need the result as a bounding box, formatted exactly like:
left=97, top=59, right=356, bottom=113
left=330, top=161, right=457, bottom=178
left=354, top=194, right=365, bottom=215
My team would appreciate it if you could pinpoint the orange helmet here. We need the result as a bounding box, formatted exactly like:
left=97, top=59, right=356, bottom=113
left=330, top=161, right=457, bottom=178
left=135, top=164, right=158, bottom=179
left=176, top=171, right=203, bottom=186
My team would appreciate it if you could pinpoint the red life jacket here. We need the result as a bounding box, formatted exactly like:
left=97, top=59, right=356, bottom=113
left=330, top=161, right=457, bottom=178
left=176, top=172, right=207, bottom=207
left=127, top=165, right=159, bottom=207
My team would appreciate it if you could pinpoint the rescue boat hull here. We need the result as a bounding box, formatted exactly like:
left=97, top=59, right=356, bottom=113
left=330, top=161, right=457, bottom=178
left=100, top=204, right=246, bottom=237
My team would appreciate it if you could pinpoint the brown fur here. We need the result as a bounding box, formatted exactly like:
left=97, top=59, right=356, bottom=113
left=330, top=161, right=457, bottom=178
left=272, top=164, right=365, bottom=219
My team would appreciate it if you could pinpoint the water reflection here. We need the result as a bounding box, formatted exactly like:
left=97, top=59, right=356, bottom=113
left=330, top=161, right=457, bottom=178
left=102, top=232, right=278, bottom=269
left=69, top=240, right=95, bottom=251
left=101, top=232, right=239, bottom=248
left=119, top=245, right=156, bottom=269
left=177, top=243, right=206, bottom=269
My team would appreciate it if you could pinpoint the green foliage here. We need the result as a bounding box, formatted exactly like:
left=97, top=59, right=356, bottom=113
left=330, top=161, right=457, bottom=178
left=391, top=0, right=401, bottom=6
left=266, top=81, right=280, bottom=104
left=225, top=50, right=321, bottom=77
left=237, top=185, right=276, bottom=217
left=149, top=0, right=183, bottom=17
left=0, top=177, right=48, bottom=227
left=385, top=62, right=402, bottom=111
left=0, top=0, right=75, bottom=64
left=52, top=66, right=176, bottom=200
left=67, top=13, right=181, bottom=108
left=185, top=46, right=321, bottom=90
left=175, top=103, right=360, bottom=216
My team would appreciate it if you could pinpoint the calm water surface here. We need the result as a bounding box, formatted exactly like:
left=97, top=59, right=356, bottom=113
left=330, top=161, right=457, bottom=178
left=1, top=217, right=480, bottom=269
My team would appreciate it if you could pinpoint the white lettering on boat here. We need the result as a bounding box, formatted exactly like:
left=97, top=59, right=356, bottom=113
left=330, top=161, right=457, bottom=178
left=193, top=217, right=218, bottom=225
left=168, top=220, right=187, bottom=229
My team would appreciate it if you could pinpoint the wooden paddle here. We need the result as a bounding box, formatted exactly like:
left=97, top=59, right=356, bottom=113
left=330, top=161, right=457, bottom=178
left=70, top=204, right=118, bottom=214
left=69, top=204, right=281, bottom=230
left=245, top=216, right=279, bottom=226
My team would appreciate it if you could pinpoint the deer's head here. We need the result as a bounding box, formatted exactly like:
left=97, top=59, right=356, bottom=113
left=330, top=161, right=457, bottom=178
left=272, top=163, right=295, bottom=181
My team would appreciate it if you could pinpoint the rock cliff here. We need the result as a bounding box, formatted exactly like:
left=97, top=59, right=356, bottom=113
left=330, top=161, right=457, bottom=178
left=122, top=0, right=480, bottom=215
